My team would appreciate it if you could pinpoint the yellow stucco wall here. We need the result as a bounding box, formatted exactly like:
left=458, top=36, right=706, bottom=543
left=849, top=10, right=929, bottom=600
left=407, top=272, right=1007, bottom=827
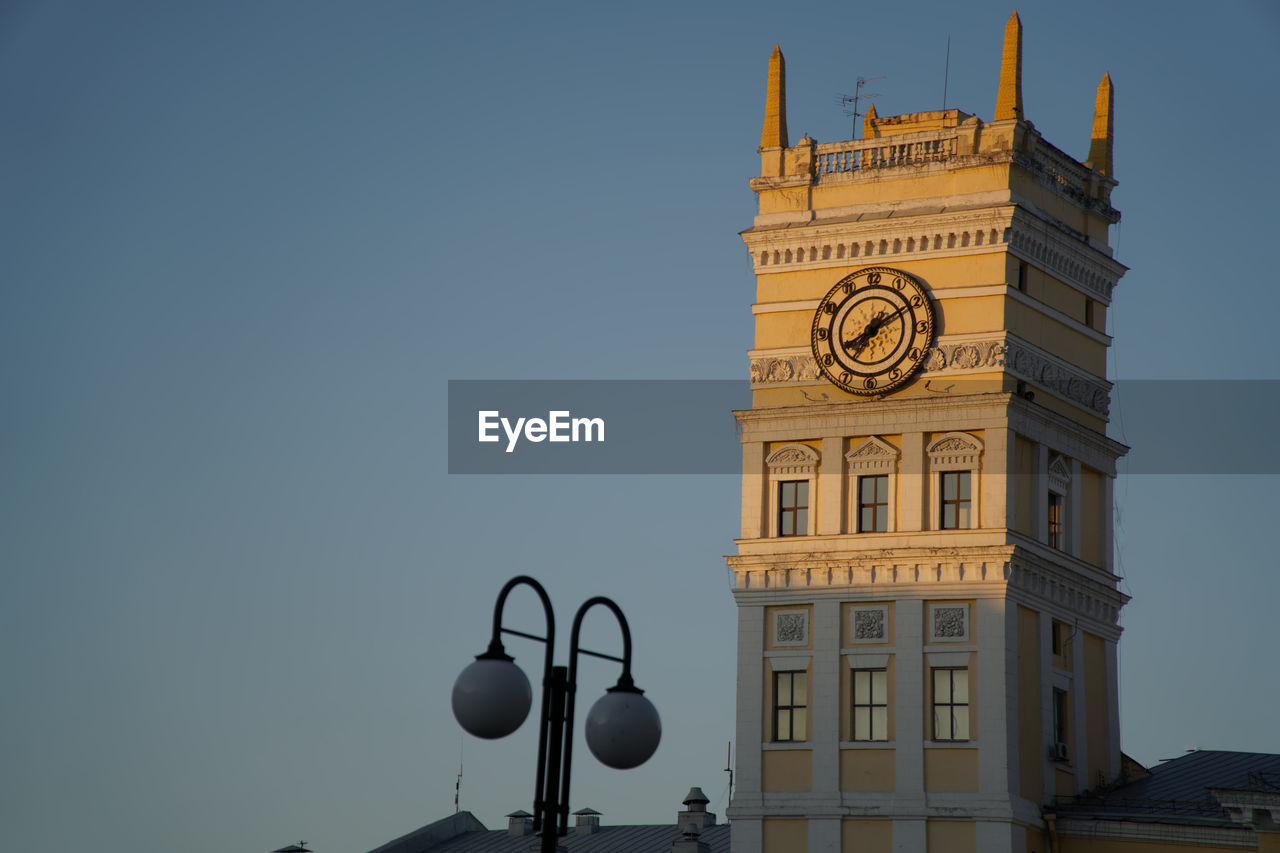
left=842, top=819, right=893, bottom=853
left=754, top=309, right=816, bottom=349
left=1013, top=436, right=1035, bottom=536
left=840, top=748, right=895, bottom=791
left=927, top=820, right=977, bottom=853
left=1018, top=604, right=1042, bottom=802
left=762, top=749, right=812, bottom=792
left=1055, top=767, right=1077, bottom=798
left=754, top=254, right=1010, bottom=304
left=1080, top=467, right=1103, bottom=566
left=762, top=818, right=808, bottom=852
left=1083, top=631, right=1108, bottom=787
left=1006, top=299, right=1106, bottom=376
left=813, top=162, right=1011, bottom=211
left=1258, top=833, right=1280, bottom=853
left=924, top=748, right=980, bottom=792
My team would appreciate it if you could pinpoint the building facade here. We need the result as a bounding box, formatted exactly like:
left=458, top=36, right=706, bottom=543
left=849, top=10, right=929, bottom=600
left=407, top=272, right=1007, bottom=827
left=726, top=13, right=1131, bottom=853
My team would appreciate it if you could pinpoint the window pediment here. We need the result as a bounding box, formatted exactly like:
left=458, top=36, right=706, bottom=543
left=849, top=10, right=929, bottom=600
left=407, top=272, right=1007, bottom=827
left=928, top=432, right=983, bottom=469
left=766, top=443, right=819, bottom=476
left=846, top=437, right=899, bottom=474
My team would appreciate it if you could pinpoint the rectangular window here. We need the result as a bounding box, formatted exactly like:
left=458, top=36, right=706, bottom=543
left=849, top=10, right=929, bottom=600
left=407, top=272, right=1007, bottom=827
left=852, top=668, right=888, bottom=741
left=773, top=670, right=808, bottom=742
left=858, top=475, right=888, bottom=533
left=940, top=471, right=971, bottom=530
left=778, top=480, right=809, bottom=537
left=1047, top=492, right=1064, bottom=549
left=932, top=667, right=969, bottom=741
left=1053, top=689, right=1070, bottom=751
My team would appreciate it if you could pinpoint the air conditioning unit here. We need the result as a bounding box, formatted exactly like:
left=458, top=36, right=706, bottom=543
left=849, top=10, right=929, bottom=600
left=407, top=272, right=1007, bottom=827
left=1051, top=742, right=1071, bottom=762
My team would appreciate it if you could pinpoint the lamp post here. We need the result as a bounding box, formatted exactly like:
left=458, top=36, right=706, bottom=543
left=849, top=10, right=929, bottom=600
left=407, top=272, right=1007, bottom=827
left=451, top=575, right=661, bottom=853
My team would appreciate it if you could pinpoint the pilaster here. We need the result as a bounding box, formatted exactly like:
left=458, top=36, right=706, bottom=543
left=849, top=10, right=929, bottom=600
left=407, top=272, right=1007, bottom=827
left=895, top=599, right=924, bottom=794
left=742, top=443, right=766, bottom=539
left=900, top=433, right=926, bottom=532
left=818, top=437, right=844, bottom=535
left=812, top=599, right=841, bottom=795
left=736, top=604, right=765, bottom=802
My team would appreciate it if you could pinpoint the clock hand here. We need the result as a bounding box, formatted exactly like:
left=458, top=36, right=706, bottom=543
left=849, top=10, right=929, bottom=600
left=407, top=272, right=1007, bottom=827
left=843, top=311, right=884, bottom=354
left=848, top=305, right=910, bottom=356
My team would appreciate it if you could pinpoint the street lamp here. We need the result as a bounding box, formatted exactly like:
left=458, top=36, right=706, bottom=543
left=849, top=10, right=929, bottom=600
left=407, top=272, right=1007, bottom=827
left=451, top=575, right=661, bottom=853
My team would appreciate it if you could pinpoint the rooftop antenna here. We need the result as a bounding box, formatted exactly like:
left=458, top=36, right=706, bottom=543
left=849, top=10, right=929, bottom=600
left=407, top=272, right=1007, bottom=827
left=454, top=739, right=463, bottom=813
left=724, top=740, right=734, bottom=804
left=838, top=76, right=884, bottom=139
left=942, top=36, right=952, bottom=109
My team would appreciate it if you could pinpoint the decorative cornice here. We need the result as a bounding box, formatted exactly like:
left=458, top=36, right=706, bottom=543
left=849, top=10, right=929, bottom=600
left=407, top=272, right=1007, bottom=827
left=725, top=543, right=1127, bottom=633
left=749, top=334, right=1112, bottom=417
left=740, top=195, right=1124, bottom=304
left=1007, top=207, right=1126, bottom=303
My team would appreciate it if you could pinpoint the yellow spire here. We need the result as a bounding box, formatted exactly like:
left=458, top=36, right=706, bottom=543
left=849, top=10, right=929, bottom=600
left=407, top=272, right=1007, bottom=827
left=760, top=45, right=788, bottom=149
left=1087, top=72, right=1115, bottom=176
left=994, top=10, right=1023, bottom=121
left=862, top=102, right=878, bottom=139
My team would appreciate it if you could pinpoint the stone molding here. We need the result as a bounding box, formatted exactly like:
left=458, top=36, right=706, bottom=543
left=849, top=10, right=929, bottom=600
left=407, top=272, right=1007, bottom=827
left=744, top=209, right=1014, bottom=275
left=1007, top=207, right=1125, bottom=303
left=725, top=547, right=1126, bottom=630
left=845, top=437, right=898, bottom=474
left=765, top=443, right=819, bottom=476
left=928, top=431, right=983, bottom=469
left=749, top=334, right=1112, bottom=417
left=741, top=204, right=1123, bottom=303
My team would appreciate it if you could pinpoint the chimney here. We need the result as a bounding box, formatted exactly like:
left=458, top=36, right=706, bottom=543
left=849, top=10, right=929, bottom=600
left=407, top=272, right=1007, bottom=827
left=573, top=807, right=601, bottom=835
left=676, top=787, right=716, bottom=833
left=506, top=810, right=533, bottom=837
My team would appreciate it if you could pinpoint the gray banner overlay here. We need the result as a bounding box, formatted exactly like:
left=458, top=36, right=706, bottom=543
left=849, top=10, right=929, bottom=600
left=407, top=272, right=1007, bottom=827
left=447, top=380, right=1280, bottom=475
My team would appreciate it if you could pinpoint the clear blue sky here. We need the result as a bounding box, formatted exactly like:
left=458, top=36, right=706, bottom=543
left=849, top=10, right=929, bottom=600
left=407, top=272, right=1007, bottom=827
left=2, top=2, right=1278, bottom=852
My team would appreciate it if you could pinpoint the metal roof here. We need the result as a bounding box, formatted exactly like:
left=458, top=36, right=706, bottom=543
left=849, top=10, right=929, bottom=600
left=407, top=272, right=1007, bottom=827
left=423, top=824, right=731, bottom=853
left=1056, top=750, right=1280, bottom=826
left=369, top=812, right=730, bottom=853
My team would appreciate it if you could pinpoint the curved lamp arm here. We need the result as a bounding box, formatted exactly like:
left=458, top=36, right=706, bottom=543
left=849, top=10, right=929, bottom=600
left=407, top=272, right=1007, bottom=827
left=485, top=575, right=556, bottom=832
left=557, top=596, right=635, bottom=836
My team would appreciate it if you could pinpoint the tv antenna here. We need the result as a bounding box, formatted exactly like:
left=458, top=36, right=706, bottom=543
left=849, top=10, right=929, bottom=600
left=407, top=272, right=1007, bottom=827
left=838, top=76, right=884, bottom=139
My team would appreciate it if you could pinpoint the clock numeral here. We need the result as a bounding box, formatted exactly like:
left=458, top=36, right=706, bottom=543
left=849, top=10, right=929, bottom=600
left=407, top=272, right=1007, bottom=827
left=915, top=320, right=928, bottom=333
left=866, top=272, right=882, bottom=285
left=909, top=347, right=920, bottom=360
left=824, top=302, right=837, bottom=315
left=816, top=328, right=829, bottom=342
left=839, top=371, right=852, bottom=385
left=864, top=377, right=878, bottom=390
left=822, top=354, right=834, bottom=367
left=893, top=277, right=905, bottom=290
left=841, top=282, right=853, bottom=295
left=910, top=294, right=922, bottom=307
left=888, top=367, right=902, bottom=381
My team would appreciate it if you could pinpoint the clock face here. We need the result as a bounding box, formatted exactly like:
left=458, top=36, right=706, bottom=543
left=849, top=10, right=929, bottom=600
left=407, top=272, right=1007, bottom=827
left=811, top=266, right=936, bottom=396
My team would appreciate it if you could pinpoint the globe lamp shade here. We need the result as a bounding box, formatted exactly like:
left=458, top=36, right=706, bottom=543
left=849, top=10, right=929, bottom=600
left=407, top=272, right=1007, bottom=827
left=584, top=686, right=661, bottom=769
left=451, top=656, right=532, bottom=739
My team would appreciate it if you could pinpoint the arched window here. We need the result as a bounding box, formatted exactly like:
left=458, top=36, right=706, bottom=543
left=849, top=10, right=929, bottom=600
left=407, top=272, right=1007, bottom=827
left=928, top=432, right=983, bottom=530
left=766, top=443, right=819, bottom=537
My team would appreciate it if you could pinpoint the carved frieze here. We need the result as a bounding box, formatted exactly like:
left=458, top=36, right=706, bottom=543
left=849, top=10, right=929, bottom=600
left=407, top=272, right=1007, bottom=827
left=749, top=337, right=1111, bottom=416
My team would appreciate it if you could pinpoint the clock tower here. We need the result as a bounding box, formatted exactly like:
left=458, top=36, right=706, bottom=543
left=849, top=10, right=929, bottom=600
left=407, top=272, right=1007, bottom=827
left=728, top=13, right=1128, bottom=853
